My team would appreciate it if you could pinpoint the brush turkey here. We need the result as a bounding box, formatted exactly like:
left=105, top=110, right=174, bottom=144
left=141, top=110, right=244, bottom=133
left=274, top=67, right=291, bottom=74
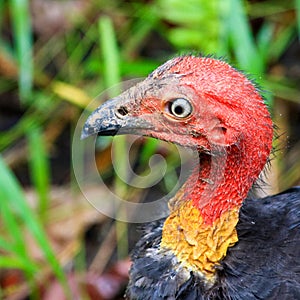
left=82, top=56, right=300, bottom=299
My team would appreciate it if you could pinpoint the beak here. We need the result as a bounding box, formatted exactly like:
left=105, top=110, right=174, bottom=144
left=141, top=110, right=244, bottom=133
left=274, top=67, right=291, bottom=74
left=81, top=95, right=153, bottom=139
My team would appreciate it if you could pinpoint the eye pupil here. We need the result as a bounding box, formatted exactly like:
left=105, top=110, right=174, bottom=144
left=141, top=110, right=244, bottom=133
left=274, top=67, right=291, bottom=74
left=174, top=105, right=183, bottom=115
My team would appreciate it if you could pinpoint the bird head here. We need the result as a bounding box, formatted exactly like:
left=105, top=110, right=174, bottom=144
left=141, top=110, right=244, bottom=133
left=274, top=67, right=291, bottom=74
left=82, top=56, right=273, bottom=159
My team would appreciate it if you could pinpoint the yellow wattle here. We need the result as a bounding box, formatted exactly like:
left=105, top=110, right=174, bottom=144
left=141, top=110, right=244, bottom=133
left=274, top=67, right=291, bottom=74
left=160, top=201, right=239, bottom=282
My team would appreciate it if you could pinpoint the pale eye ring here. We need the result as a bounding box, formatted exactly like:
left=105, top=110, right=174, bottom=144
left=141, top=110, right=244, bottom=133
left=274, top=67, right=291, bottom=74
left=168, top=98, right=193, bottom=118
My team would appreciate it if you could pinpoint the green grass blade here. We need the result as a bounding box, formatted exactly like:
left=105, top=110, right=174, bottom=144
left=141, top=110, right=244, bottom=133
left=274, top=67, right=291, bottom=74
left=98, top=16, right=128, bottom=259
left=0, top=236, right=35, bottom=263
left=0, top=256, right=37, bottom=273
left=0, top=183, right=28, bottom=259
left=123, top=5, right=159, bottom=59
left=0, top=1, right=4, bottom=33
left=296, top=0, right=300, bottom=36
left=98, top=16, right=121, bottom=89
left=256, top=22, right=274, bottom=65
left=9, top=0, right=33, bottom=103
left=27, top=126, right=50, bottom=221
left=0, top=157, right=38, bottom=284
left=227, top=0, right=263, bottom=75
left=0, top=156, right=69, bottom=295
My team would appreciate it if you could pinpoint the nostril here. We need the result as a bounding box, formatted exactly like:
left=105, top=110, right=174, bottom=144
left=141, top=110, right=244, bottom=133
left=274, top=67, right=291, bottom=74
left=221, top=127, right=227, bottom=134
left=116, top=106, right=129, bottom=118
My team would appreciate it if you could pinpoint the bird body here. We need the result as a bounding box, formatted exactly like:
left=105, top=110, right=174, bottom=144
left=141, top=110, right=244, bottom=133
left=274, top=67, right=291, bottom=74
left=129, top=188, right=300, bottom=299
left=82, top=56, right=300, bottom=299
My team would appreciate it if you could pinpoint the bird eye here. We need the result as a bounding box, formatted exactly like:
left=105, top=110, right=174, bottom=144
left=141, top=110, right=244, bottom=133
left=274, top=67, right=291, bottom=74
left=167, top=98, right=193, bottom=119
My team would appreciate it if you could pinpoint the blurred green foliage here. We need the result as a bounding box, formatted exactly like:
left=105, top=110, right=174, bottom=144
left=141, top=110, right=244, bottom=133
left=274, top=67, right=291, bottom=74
left=0, top=0, right=300, bottom=298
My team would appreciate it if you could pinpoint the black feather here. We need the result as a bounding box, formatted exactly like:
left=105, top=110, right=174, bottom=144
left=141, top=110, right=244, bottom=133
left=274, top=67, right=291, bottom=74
left=126, top=188, right=300, bottom=300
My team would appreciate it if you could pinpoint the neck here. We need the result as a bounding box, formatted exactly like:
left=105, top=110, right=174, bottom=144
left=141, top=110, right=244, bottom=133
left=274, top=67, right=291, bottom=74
left=161, top=143, right=268, bottom=282
left=191, top=145, right=257, bottom=224
left=169, top=144, right=259, bottom=223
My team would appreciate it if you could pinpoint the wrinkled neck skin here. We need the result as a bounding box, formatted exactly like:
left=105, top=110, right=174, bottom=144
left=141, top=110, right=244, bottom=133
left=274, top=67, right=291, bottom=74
left=170, top=142, right=261, bottom=223
left=161, top=141, right=270, bottom=283
left=189, top=146, right=258, bottom=223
